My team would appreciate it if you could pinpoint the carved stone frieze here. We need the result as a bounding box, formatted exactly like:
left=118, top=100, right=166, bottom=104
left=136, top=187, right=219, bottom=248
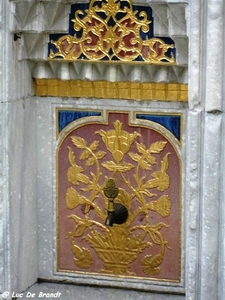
left=10, top=0, right=188, bottom=84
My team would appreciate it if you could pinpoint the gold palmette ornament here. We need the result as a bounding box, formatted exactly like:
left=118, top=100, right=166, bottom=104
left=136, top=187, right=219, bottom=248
left=49, top=0, right=175, bottom=64
left=96, top=120, right=140, bottom=163
left=65, top=120, right=172, bottom=275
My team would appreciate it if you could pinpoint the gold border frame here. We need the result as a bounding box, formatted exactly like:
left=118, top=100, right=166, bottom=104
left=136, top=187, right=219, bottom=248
left=55, top=109, right=183, bottom=284
left=34, top=79, right=188, bottom=102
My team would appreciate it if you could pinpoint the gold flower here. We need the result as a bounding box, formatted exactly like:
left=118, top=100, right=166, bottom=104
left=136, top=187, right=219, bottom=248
left=152, top=171, right=170, bottom=191
left=96, top=120, right=140, bottom=163
left=149, top=195, right=171, bottom=217
left=143, top=170, right=170, bottom=192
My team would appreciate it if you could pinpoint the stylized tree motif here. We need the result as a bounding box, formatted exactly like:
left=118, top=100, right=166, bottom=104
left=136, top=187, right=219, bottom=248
left=65, top=120, right=172, bottom=275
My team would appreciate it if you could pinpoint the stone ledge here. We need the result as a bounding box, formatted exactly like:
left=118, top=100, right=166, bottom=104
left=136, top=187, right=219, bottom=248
left=15, top=282, right=185, bottom=300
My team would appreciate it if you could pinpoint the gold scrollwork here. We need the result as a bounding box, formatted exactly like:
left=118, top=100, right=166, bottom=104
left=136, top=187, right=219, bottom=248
left=49, top=0, right=175, bottom=64
left=65, top=120, right=172, bottom=276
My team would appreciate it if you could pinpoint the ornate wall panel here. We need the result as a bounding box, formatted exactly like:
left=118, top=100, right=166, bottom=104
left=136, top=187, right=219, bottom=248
left=48, top=1, right=175, bottom=64
left=56, top=110, right=182, bottom=284
left=30, top=0, right=188, bottom=101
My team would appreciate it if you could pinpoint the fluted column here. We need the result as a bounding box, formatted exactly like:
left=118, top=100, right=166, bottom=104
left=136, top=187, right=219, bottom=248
left=187, top=1, right=225, bottom=300
left=0, top=0, right=11, bottom=297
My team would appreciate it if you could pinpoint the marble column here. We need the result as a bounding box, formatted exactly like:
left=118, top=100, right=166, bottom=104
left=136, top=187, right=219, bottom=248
left=0, top=0, right=38, bottom=298
left=187, top=0, right=225, bottom=299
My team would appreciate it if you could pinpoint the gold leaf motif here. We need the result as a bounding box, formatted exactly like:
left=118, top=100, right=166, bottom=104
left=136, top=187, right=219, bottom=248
left=101, top=161, right=117, bottom=171
left=139, top=190, right=156, bottom=198
left=149, top=230, right=162, bottom=245
left=86, top=156, right=96, bottom=166
left=77, top=173, right=90, bottom=184
left=80, top=149, right=91, bottom=160
left=66, top=187, right=86, bottom=209
left=95, top=151, right=107, bottom=160
left=71, top=136, right=87, bottom=149
left=145, top=154, right=156, bottom=165
left=89, top=140, right=99, bottom=151
left=149, top=141, right=167, bottom=153
left=136, top=142, right=146, bottom=154
left=68, top=146, right=76, bottom=166
left=139, top=160, right=151, bottom=171
left=73, top=224, right=87, bottom=237
left=161, top=153, right=170, bottom=172
left=149, top=222, right=169, bottom=232
left=102, top=161, right=134, bottom=172
left=142, top=178, right=158, bottom=189
left=68, top=214, right=89, bottom=226
left=67, top=145, right=90, bottom=184
left=128, top=152, right=141, bottom=162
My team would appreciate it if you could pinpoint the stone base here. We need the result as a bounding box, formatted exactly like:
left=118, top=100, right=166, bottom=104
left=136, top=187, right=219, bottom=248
left=17, top=282, right=185, bottom=300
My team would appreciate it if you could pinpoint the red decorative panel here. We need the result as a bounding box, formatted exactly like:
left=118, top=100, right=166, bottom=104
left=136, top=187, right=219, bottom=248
left=57, top=112, right=181, bottom=282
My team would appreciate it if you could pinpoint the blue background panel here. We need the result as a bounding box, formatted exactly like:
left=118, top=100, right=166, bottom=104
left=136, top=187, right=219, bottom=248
left=136, top=114, right=181, bottom=141
left=58, top=110, right=101, bottom=133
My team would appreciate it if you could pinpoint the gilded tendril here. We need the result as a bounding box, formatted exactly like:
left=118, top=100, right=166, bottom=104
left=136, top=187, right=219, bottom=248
left=49, top=0, right=175, bottom=64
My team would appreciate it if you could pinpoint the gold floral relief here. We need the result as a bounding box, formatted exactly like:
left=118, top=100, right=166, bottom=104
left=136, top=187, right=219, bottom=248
left=57, top=113, right=181, bottom=281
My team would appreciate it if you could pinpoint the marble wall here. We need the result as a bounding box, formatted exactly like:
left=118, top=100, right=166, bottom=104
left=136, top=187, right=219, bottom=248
left=0, top=0, right=38, bottom=296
